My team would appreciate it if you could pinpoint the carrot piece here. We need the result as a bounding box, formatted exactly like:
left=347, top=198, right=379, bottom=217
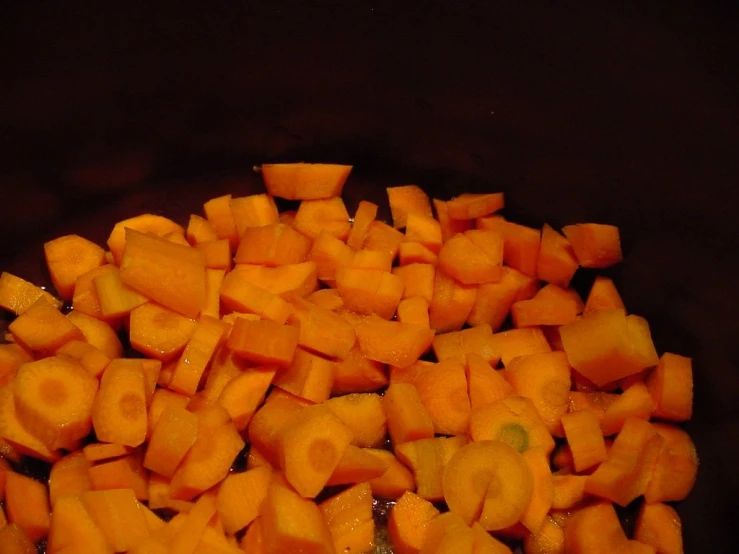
left=82, top=488, right=151, bottom=552
left=504, top=351, right=571, bottom=435
left=388, top=491, right=441, bottom=554
left=0, top=385, right=59, bottom=462
left=273, top=346, right=334, bottom=403
left=511, top=284, right=582, bottom=328
left=419, top=511, right=476, bottom=554
left=0, top=271, right=63, bottom=315
left=522, top=515, right=565, bottom=554
left=261, top=163, right=351, bottom=200
left=89, top=452, right=149, bottom=500
left=562, top=223, right=622, bottom=268
left=228, top=318, right=298, bottom=368
left=536, top=223, right=579, bottom=288
left=185, top=214, right=218, bottom=245
left=561, top=410, right=608, bottom=472
left=600, top=382, right=654, bottom=436
left=645, top=353, right=693, bottom=422
left=444, top=192, right=503, bottom=220
left=48, top=494, right=110, bottom=554
left=392, top=263, right=435, bottom=303
left=383, top=382, right=435, bottom=446
left=307, top=288, right=344, bottom=311
left=230, top=193, right=279, bottom=237
left=471, top=521, right=513, bottom=554
left=429, top=269, right=478, bottom=333
left=634, top=502, right=683, bottom=554
left=277, top=405, right=353, bottom=497
left=347, top=200, right=379, bottom=250
left=143, top=405, right=199, bottom=478
left=234, top=223, right=312, bottom=267
left=551, top=473, right=588, bottom=510
left=260, top=475, right=334, bottom=553
left=365, top=448, right=415, bottom=499
left=220, top=270, right=294, bottom=324
left=66, top=310, right=123, bottom=359
left=0, top=457, right=10, bottom=500
left=465, top=353, right=513, bottom=410
left=195, top=240, right=232, bottom=273
left=90, top=267, right=148, bottom=318
left=645, top=423, right=698, bottom=503
left=307, top=230, right=355, bottom=284
left=324, top=393, right=387, bottom=448
left=5, top=471, right=51, bottom=543
left=83, top=442, right=133, bottom=463
left=583, top=276, right=625, bottom=315
left=289, top=298, right=356, bottom=358
left=359, top=221, right=402, bottom=262
left=55, top=340, right=110, bottom=379
left=320, top=482, right=374, bottom=554
left=293, top=197, right=351, bottom=241
left=106, top=213, right=183, bottom=265
left=350, top=248, right=394, bottom=272
left=0, top=524, right=37, bottom=554
left=433, top=199, right=474, bottom=242
left=396, top=297, right=430, bottom=328
left=203, top=194, right=241, bottom=250
left=433, top=324, right=498, bottom=364
left=585, top=417, right=665, bottom=506
left=8, top=297, right=81, bottom=354
left=70, top=265, right=119, bottom=324
left=469, top=395, right=555, bottom=456
left=438, top=232, right=500, bottom=285
left=398, top=241, right=439, bottom=265
left=414, top=360, right=471, bottom=435
left=232, top=262, right=318, bottom=300
left=246, top=444, right=273, bottom=471
left=44, top=234, right=106, bottom=301
left=336, top=267, right=404, bottom=319
left=396, top=435, right=467, bottom=502
left=326, top=444, right=390, bottom=486
left=355, top=314, right=435, bottom=367
left=477, top=216, right=541, bottom=278
left=490, top=327, right=551, bottom=366
left=92, top=359, right=147, bottom=447
left=13, top=356, right=97, bottom=451
left=332, top=343, right=388, bottom=394
left=519, top=447, right=553, bottom=534
left=0, top=344, right=32, bottom=388
left=404, top=213, right=443, bottom=254
left=247, top=392, right=309, bottom=467
left=170, top=491, right=217, bottom=554
left=214, top=464, right=272, bottom=535
left=217, top=368, right=275, bottom=431
left=168, top=315, right=227, bottom=396
left=169, top=410, right=245, bottom=501
left=163, top=230, right=191, bottom=247
left=387, top=185, right=433, bottom=229
left=467, top=266, right=538, bottom=331
left=240, top=518, right=266, bottom=554
left=129, top=302, right=196, bottom=362
left=563, top=502, right=629, bottom=554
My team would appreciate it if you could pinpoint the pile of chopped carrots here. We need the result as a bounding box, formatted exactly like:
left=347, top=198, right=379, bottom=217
left=0, top=163, right=696, bottom=554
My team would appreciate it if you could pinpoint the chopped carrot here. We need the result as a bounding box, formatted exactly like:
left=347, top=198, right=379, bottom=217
left=217, top=367, right=275, bottom=431
left=563, top=502, right=629, bottom=553
left=308, top=230, right=355, bottom=284
left=13, top=355, right=98, bottom=451
left=129, top=302, right=197, bottom=362
left=48, top=494, right=110, bottom=554
left=366, top=448, right=416, bottom=499
left=325, top=444, right=390, bottom=486
left=5, top=471, right=51, bottom=543
left=0, top=524, right=37, bottom=554
left=393, top=263, right=436, bottom=302
left=220, top=269, right=294, bottom=323
left=388, top=491, right=440, bottom=554
left=0, top=271, right=63, bottom=315
left=429, top=269, right=478, bottom=333
left=247, top=392, right=309, bottom=467
left=232, top=262, right=318, bottom=299
left=536, top=224, right=578, bottom=288
left=383, top=382, right=435, bottom=446
left=92, top=359, right=148, bottom=447
left=414, top=360, right=471, bottom=435
left=464, top=353, right=514, bottom=410
left=143, top=405, right=199, bottom=478
left=203, top=194, right=240, bottom=249
left=324, top=393, right=387, bottom=448
left=240, top=518, right=266, bottom=554
left=196, top=240, right=232, bottom=272
left=644, top=423, right=698, bottom=503
left=404, top=213, right=443, bottom=254
left=551, top=473, right=588, bottom=510
left=261, top=162, right=352, bottom=200
left=89, top=452, right=149, bottom=501
left=0, top=385, right=59, bottom=462
left=169, top=491, right=218, bottom=554
left=490, top=327, right=551, bottom=366
left=363, top=220, right=405, bottom=261
left=395, top=435, right=467, bottom=502
left=469, top=395, right=555, bottom=456
left=355, top=314, right=435, bottom=368
left=398, top=241, right=439, bottom=265
left=66, top=310, right=123, bottom=359
left=289, top=298, right=356, bottom=358
left=387, top=185, right=433, bottom=229
left=83, top=488, right=151, bottom=552
left=447, top=193, right=504, bottom=220
left=562, top=223, right=622, bottom=268
left=519, top=447, right=553, bottom=534
left=504, top=351, right=571, bottom=435
left=293, top=197, right=351, bottom=240
left=320, top=482, right=375, bottom=554
left=347, top=200, right=379, bottom=250
left=646, top=352, right=693, bottom=422
left=228, top=318, right=298, bottom=368
left=397, top=297, right=431, bottom=328
left=277, top=405, right=353, bottom=498
left=56, top=340, right=111, bottom=379
left=583, top=275, right=625, bottom=315
left=0, top=344, right=32, bottom=388
left=307, top=287, right=344, bottom=311
left=230, top=193, right=279, bottom=237
left=186, top=214, right=219, bottom=245
left=216, top=464, right=272, bottom=534
left=92, top=268, right=149, bottom=318
left=477, top=216, right=541, bottom=278
left=600, top=382, right=655, bottom=436
left=273, top=347, right=334, bottom=403
left=467, top=266, right=538, bottom=331
left=234, top=223, right=312, bottom=267
left=419, top=511, right=475, bottom=553
left=433, top=199, right=473, bottom=242
left=511, top=284, right=583, bottom=328
left=331, top=343, right=388, bottom=394
left=438, top=232, right=503, bottom=285
left=83, top=442, right=134, bottom=463
left=168, top=315, right=227, bottom=396
left=106, top=213, right=184, bottom=265
left=44, top=234, right=106, bottom=301
left=8, top=297, right=82, bottom=354
left=561, top=410, right=608, bottom=472
left=633, top=502, right=683, bottom=554
left=336, top=267, right=404, bottom=319
left=471, top=521, right=513, bottom=554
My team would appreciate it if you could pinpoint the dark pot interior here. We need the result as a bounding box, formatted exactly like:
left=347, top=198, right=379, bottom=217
left=1, top=2, right=738, bottom=552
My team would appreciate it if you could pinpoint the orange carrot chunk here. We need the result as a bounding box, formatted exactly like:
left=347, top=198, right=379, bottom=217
left=396, top=435, right=467, bottom=502
left=600, top=382, right=655, bottom=436
left=0, top=524, right=37, bottom=554
left=387, top=185, right=433, bottom=229
left=0, top=385, right=59, bottom=462
left=48, top=494, right=110, bottom=554
left=5, top=471, right=51, bottom=543
left=563, top=502, right=630, bottom=554
left=583, top=276, right=625, bottom=315
left=646, top=352, right=693, bottom=422
left=355, top=314, right=435, bottom=368
left=419, top=511, right=476, bottom=554
left=92, top=359, right=148, bottom=447
left=324, top=393, right=387, bottom=448
left=320, top=482, right=375, bottom=554
left=230, top=193, right=279, bottom=237
left=143, top=405, right=199, bottom=478
left=414, top=360, right=471, bottom=436
left=48, top=451, right=93, bottom=506
left=332, top=343, right=388, bottom=394
left=633, top=502, right=684, bottom=554
left=261, top=162, right=352, bottom=200
left=644, top=423, right=698, bottom=503
left=366, top=448, right=416, bottom=500
left=467, top=266, right=538, bottom=331
left=215, top=464, right=273, bottom=534
left=464, top=353, right=514, bottom=410
left=66, top=310, right=123, bottom=359
left=347, top=200, right=379, bottom=250
left=228, top=318, right=299, bottom=368
left=168, top=315, right=227, bottom=396
left=477, top=216, right=541, bottom=278
left=429, top=269, right=478, bottom=333
left=404, top=213, right=443, bottom=254
left=8, top=297, right=82, bottom=354
left=129, top=302, right=197, bottom=362
left=293, top=197, right=351, bottom=241
left=0, top=271, right=63, bottom=316
left=511, top=284, right=582, bottom=328
left=490, top=327, right=551, bottom=367
left=536, top=223, right=579, bottom=288
left=43, top=234, right=106, bottom=301
left=363, top=221, right=405, bottom=261
left=438, top=232, right=503, bottom=285
left=447, top=192, right=504, bottom=220
left=561, top=410, right=608, bottom=472
left=383, top=382, right=435, bottom=446
left=106, top=213, right=183, bottom=264
left=289, top=298, right=357, bottom=358
left=562, top=223, right=622, bottom=268
left=433, top=199, right=474, bottom=242
left=388, top=491, right=441, bottom=554
left=520, top=447, right=554, bottom=534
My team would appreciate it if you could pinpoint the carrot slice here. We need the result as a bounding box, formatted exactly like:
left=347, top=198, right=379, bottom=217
left=396, top=436, right=467, bottom=502
left=289, top=298, right=357, bottom=358
left=447, top=193, right=504, bottom=220
left=66, top=310, right=123, bottom=359
left=185, top=214, right=218, bottom=245
left=363, top=221, right=405, bottom=261
left=465, top=353, right=514, bottom=410
left=217, top=367, right=275, bottom=431
left=273, top=347, right=334, bottom=403
left=228, top=318, right=299, bottom=368
left=419, top=511, right=476, bottom=554
left=5, top=471, right=51, bottom=543
left=551, top=473, right=588, bottom=510
left=293, top=197, right=351, bottom=241
left=44, top=234, right=106, bottom=301
left=583, top=275, right=625, bottom=315
left=520, top=447, right=554, bottom=534
left=433, top=199, right=474, bottom=242
left=220, top=270, right=294, bottom=323
left=469, top=395, right=555, bottom=456
left=633, top=502, right=683, bottom=554
left=562, top=223, right=622, bottom=268
left=388, top=491, right=441, bottom=554
left=13, top=355, right=98, bottom=451
left=432, top=324, right=501, bottom=365
left=397, top=297, right=431, bottom=328
left=261, top=163, right=352, bottom=200
left=216, top=464, right=272, bottom=535
left=347, top=200, right=379, bottom=250
left=0, top=271, right=63, bottom=316
left=331, top=343, right=388, bottom=394
left=247, top=392, right=309, bottom=467
left=386, top=185, right=433, bottom=229
left=414, top=360, right=471, bottom=435
left=0, top=385, right=59, bottom=462
left=428, top=269, right=478, bottom=333
left=563, top=502, right=629, bottom=554
left=366, top=448, right=416, bottom=499
left=536, top=223, right=578, bottom=288
left=438, top=232, right=503, bottom=285
left=600, top=382, right=655, bottom=436
left=106, top=213, right=183, bottom=265
left=234, top=223, right=312, bottom=267
left=0, top=344, right=32, bottom=388
left=404, top=213, right=443, bottom=254
left=325, top=444, right=390, bottom=486
left=169, top=491, right=217, bottom=554
left=467, top=266, right=538, bottom=331
left=471, top=521, right=513, bottom=554
left=398, top=241, right=439, bottom=265
left=232, top=262, right=318, bottom=299
left=8, top=297, right=82, bottom=354
left=88, top=452, right=149, bottom=500
left=511, top=284, right=583, bottom=328
left=324, top=393, right=387, bottom=448
left=56, top=340, right=110, bottom=379
left=393, top=263, right=435, bottom=303
left=646, top=352, right=693, bottom=422
left=561, top=410, right=608, bottom=472
left=83, top=442, right=134, bottom=463
left=129, top=302, right=196, bottom=362
left=48, top=494, right=110, bottom=554
left=47, top=452, right=92, bottom=506
left=355, top=314, right=435, bottom=368
left=277, top=405, right=353, bottom=498
left=308, top=230, right=355, bottom=283
left=92, top=359, right=147, bottom=447
left=320, top=482, right=375, bottom=554
left=0, top=523, right=37, bottom=554
left=383, top=382, right=435, bottom=446
left=477, top=216, right=541, bottom=278
left=230, top=193, right=279, bottom=237
left=168, top=315, right=227, bottom=396
left=644, top=422, right=698, bottom=503
left=143, top=405, right=199, bottom=478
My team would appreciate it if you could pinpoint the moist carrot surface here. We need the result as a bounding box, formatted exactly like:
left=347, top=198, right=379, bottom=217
left=0, top=164, right=697, bottom=554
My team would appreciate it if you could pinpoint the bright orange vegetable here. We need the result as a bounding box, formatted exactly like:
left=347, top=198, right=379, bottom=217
left=395, top=436, right=467, bottom=502
left=106, top=213, right=184, bottom=265
left=56, top=340, right=110, bottom=379
left=560, top=410, right=608, bottom=472
left=227, top=318, right=298, bottom=368
left=185, top=214, right=219, bottom=245
left=562, top=223, right=622, bottom=268
left=306, top=287, right=344, bottom=311
left=44, top=234, right=106, bottom=301
left=82, top=488, right=151, bottom=552
left=273, top=347, right=334, bottom=403
left=433, top=199, right=474, bottom=242
left=366, top=448, right=416, bottom=499
left=217, top=367, right=275, bottom=431
left=633, top=502, right=683, bottom=554
left=232, top=262, right=318, bottom=299
left=414, top=360, right=471, bottom=435
left=169, top=315, right=227, bottom=396
left=216, top=464, right=272, bottom=535
left=13, top=356, right=97, bottom=451
left=563, top=502, right=630, bottom=554
left=261, top=163, right=352, bottom=200
left=0, top=344, right=32, bottom=388
left=83, top=442, right=134, bottom=463
left=347, top=200, right=379, bottom=250
left=293, top=197, right=351, bottom=240
left=511, top=284, right=583, bottom=328
left=234, top=223, right=312, bottom=267
left=220, top=269, right=294, bottom=323
left=88, top=452, right=149, bottom=501
left=599, top=382, right=654, bottom=436
left=551, top=473, right=588, bottom=510
left=308, top=230, right=354, bottom=283
left=387, top=185, right=433, bottom=229
left=429, top=269, right=478, bottom=333
left=536, top=224, right=578, bottom=288
left=289, top=298, right=356, bottom=358
left=644, top=423, right=698, bottom=503
left=0, top=271, right=63, bottom=315
left=363, top=220, right=405, bottom=261
left=383, top=382, right=435, bottom=446
left=490, top=327, right=551, bottom=366
left=464, top=353, right=513, bottom=410
left=404, top=213, right=443, bottom=254
left=0, top=385, right=59, bottom=462
left=388, top=491, right=441, bottom=554
left=92, top=268, right=149, bottom=318
left=477, top=216, right=540, bottom=278
left=0, top=523, right=37, bottom=554
left=230, top=193, right=279, bottom=237
left=5, top=472, right=51, bottom=543
left=143, top=405, right=199, bottom=478
left=583, top=275, right=625, bottom=315
left=196, top=240, right=232, bottom=272
left=247, top=391, right=309, bottom=467
left=355, top=314, right=435, bottom=368
left=398, top=241, right=439, bottom=265
left=331, top=343, right=388, bottom=394
left=393, top=263, right=435, bottom=302
left=320, top=482, right=375, bottom=554
left=203, top=194, right=240, bottom=249
left=48, top=452, right=92, bottom=506
left=447, top=193, right=504, bottom=220
left=397, top=296, right=431, bottom=328
left=324, top=393, right=387, bottom=448
left=336, top=267, right=404, bottom=319
left=646, top=352, right=693, bottom=422
left=467, top=266, right=538, bottom=331
left=418, top=511, right=475, bottom=554
left=66, top=310, right=123, bottom=359
left=8, top=297, right=82, bottom=354
left=129, top=302, right=197, bottom=362
left=325, top=445, right=390, bottom=486
left=438, top=231, right=503, bottom=285
left=92, top=359, right=148, bottom=447
left=519, top=447, right=553, bottom=534
left=48, top=494, right=110, bottom=554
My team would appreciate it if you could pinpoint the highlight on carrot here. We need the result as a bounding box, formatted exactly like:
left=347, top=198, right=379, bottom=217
left=0, top=162, right=698, bottom=554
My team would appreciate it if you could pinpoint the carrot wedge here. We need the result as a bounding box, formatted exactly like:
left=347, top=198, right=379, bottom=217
left=92, top=359, right=147, bottom=447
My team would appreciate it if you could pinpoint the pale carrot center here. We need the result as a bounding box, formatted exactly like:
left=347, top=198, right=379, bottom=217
left=119, top=392, right=145, bottom=420
left=496, top=423, right=529, bottom=453
left=39, top=378, right=68, bottom=406
left=308, top=439, right=338, bottom=472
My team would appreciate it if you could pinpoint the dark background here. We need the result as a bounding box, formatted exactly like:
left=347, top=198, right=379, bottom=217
left=1, top=1, right=737, bottom=552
